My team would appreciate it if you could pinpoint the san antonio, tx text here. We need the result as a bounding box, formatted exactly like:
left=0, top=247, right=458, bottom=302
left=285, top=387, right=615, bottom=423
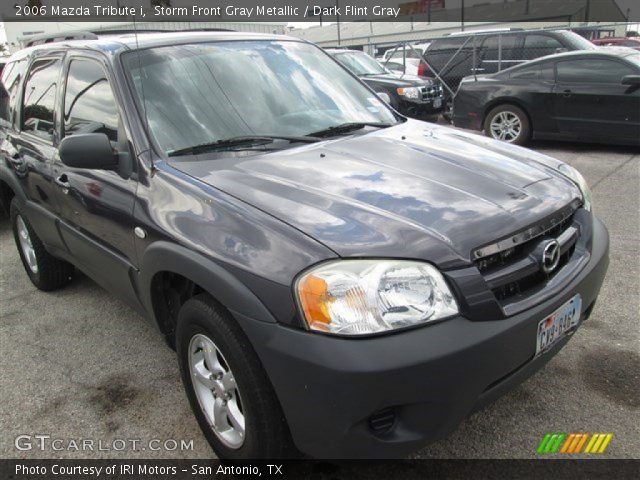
left=16, top=463, right=282, bottom=476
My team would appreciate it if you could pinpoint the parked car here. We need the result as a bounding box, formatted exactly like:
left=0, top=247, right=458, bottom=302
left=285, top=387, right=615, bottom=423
left=379, top=42, right=431, bottom=76
left=592, top=36, right=640, bottom=51
left=328, top=48, right=444, bottom=120
left=423, top=29, right=597, bottom=118
left=1, top=32, right=609, bottom=460
left=453, top=49, right=640, bottom=146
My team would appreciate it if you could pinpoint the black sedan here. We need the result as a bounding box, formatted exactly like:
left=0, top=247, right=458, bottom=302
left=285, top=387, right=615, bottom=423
left=327, top=49, right=444, bottom=121
left=453, top=49, right=640, bottom=146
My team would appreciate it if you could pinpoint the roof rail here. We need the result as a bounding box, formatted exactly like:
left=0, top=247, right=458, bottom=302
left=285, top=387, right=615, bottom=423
left=94, top=27, right=235, bottom=36
left=23, top=31, right=98, bottom=48
left=444, top=27, right=524, bottom=37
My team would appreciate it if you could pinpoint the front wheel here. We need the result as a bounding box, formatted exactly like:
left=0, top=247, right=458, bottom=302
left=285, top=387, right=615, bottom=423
left=483, top=104, right=531, bottom=146
left=176, top=293, right=296, bottom=459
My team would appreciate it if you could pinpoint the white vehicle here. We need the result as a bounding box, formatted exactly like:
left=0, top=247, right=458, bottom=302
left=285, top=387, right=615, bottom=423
left=380, top=42, right=431, bottom=76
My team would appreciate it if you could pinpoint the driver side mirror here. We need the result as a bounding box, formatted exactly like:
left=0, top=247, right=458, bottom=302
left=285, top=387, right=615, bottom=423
left=621, top=74, right=640, bottom=86
left=59, top=133, right=118, bottom=170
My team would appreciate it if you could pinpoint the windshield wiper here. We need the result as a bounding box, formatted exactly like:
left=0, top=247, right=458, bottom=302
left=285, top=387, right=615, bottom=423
left=308, top=122, right=393, bottom=138
left=167, top=135, right=319, bottom=157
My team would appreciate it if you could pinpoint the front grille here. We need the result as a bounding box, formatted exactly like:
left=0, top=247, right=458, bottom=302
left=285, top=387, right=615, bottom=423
left=420, top=84, right=443, bottom=101
left=474, top=204, right=581, bottom=304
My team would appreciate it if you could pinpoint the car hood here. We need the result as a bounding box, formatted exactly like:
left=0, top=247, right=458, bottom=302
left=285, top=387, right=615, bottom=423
left=170, top=120, right=581, bottom=268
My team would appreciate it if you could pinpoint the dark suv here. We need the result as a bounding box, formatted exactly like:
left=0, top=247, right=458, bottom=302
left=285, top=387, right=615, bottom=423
left=327, top=48, right=444, bottom=120
left=0, top=32, right=609, bottom=459
left=424, top=29, right=597, bottom=114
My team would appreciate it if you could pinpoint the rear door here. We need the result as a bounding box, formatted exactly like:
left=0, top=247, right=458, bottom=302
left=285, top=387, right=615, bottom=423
left=552, top=57, right=640, bottom=141
left=477, top=34, right=523, bottom=74
left=2, top=55, right=67, bottom=252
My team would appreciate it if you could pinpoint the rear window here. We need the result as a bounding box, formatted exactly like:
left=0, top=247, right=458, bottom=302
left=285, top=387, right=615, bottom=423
left=555, top=31, right=598, bottom=50
left=428, top=37, right=468, bottom=52
left=22, top=58, right=61, bottom=140
left=1, top=58, right=28, bottom=127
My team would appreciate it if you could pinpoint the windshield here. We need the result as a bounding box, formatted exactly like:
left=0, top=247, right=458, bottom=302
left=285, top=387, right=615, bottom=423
left=557, top=31, right=598, bottom=51
left=123, top=41, right=397, bottom=155
left=334, top=51, right=388, bottom=76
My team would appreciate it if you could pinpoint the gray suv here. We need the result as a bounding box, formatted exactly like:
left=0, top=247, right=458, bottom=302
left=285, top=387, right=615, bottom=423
left=0, top=32, right=608, bottom=459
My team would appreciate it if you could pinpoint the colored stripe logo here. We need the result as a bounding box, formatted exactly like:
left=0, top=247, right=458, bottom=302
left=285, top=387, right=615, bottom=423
left=537, top=433, right=612, bottom=454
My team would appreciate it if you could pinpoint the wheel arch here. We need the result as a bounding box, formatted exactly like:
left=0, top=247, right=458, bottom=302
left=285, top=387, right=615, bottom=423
left=140, top=241, right=277, bottom=338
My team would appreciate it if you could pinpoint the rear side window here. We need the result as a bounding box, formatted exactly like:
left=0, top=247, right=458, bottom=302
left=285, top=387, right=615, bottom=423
left=480, top=34, right=520, bottom=62
left=510, top=61, right=554, bottom=80
left=556, top=59, right=634, bottom=84
left=22, top=58, right=61, bottom=140
left=522, top=34, right=564, bottom=59
left=63, top=59, right=119, bottom=143
left=0, top=58, right=28, bottom=128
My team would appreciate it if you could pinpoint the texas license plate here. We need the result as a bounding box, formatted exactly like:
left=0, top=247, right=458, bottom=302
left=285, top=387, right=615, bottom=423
left=535, top=295, right=582, bottom=356
left=433, top=98, right=442, bottom=108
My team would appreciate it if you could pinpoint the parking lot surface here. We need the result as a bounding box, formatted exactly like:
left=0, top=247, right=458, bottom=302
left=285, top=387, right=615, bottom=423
left=1, top=131, right=638, bottom=459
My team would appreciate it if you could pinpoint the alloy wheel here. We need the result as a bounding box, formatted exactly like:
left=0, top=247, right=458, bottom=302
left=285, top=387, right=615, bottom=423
left=489, top=111, right=522, bottom=142
left=16, top=215, right=38, bottom=274
left=188, top=333, right=245, bottom=449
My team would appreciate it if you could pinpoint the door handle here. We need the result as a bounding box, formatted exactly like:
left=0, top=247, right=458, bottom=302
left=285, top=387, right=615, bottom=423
left=54, top=173, right=70, bottom=194
left=562, top=89, right=572, bottom=98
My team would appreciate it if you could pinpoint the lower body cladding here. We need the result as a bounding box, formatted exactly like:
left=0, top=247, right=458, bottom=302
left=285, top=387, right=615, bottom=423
left=234, top=218, right=609, bottom=459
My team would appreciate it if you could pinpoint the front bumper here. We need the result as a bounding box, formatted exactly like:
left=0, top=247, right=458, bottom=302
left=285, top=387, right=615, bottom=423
left=396, top=97, right=444, bottom=118
left=234, top=217, right=609, bottom=458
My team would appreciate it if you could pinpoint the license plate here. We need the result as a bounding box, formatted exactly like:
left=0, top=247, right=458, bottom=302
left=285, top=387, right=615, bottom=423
left=433, top=98, right=442, bottom=108
left=535, top=294, right=582, bottom=356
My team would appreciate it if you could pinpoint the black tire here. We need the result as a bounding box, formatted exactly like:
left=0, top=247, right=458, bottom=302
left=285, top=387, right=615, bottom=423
left=176, top=293, right=296, bottom=459
left=10, top=198, right=74, bottom=291
left=483, top=104, right=531, bottom=146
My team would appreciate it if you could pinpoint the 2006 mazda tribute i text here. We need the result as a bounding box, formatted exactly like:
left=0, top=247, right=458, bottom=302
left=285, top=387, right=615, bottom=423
left=0, top=32, right=609, bottom=459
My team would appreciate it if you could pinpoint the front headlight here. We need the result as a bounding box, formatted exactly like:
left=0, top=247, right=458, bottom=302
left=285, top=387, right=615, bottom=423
left=396, top=86, right=421, bottom=100
left=558, top=163, right=592, bottom=212
left=295, top=260, right=458, bottom=336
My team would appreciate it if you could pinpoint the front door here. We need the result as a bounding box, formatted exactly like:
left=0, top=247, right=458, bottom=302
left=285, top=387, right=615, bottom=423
left=553, top=57, right=640, bottom=142
left=51, top=54, right=140, bottom=304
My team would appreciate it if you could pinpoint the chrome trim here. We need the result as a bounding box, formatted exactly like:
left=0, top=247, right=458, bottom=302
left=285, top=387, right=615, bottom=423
left=473, top=200, right=580, bottom=260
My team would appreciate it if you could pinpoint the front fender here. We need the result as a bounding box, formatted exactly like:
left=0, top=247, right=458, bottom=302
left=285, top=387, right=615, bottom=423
left=139, top=241, right=278, bottom=328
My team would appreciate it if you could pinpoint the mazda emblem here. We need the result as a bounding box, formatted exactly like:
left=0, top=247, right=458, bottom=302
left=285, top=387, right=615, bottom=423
left=541, top=239, right=560, bottom=274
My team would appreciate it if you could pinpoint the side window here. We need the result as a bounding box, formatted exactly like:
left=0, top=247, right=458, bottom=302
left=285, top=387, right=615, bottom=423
left=22, top=58, right=61, bottom=140
left=556, top=59, right=634, bottom=84
left=510, top=61, right=554, bottom=80
left=480, top=34, right=520, bottom=62
left=522, top=35, right=564, bottom=60
left=510, top=64, right=541, bottom=79
left=1, top=59, right=28, bottom=128
left=63, top=59, right=119, bottom=143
